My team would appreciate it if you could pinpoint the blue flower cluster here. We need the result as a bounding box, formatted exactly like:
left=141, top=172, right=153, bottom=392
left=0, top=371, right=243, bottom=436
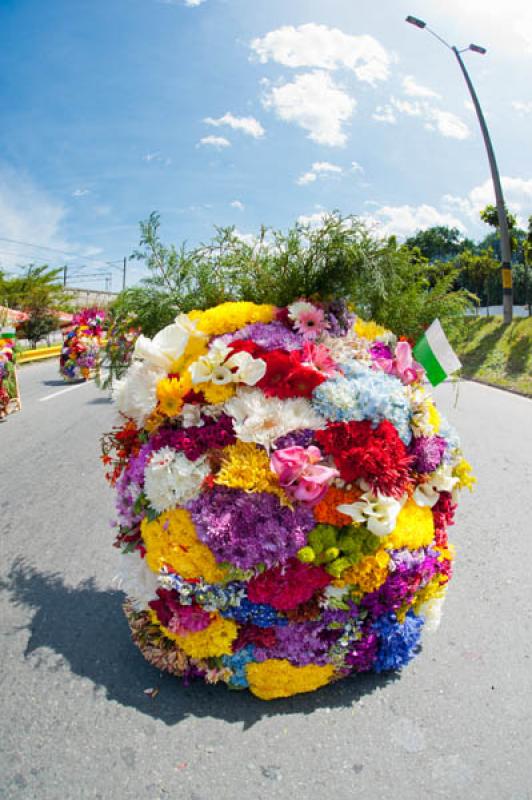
left=222, top=645, right=255, bottom=688
left=222, top=598, right=288, bottom=628
left=312, top=362, right=412, bottom=444
left=372, top=611, right=424, bottom=673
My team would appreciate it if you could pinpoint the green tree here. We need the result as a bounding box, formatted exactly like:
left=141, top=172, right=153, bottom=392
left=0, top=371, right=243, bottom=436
left=2, top=264, right=69, bottom=346
left=405, top=225, right=474, bottom=262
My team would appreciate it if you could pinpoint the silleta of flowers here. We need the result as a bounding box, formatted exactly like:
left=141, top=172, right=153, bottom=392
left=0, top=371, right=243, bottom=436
left=103, top=299, right=474, bottom=700
left=59, top=307, right=107, bottom=381
left=96, top=313, right=140, bottom=391
left=0, top=331, right=17, bottom=419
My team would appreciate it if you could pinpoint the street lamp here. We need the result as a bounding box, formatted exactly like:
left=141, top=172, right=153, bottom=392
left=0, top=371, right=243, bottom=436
left=406, top=15, right=513, bottom=323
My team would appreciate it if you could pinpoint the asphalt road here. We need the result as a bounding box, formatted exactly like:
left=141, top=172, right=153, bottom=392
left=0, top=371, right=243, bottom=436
left=1, top=359, right=531, bottom=800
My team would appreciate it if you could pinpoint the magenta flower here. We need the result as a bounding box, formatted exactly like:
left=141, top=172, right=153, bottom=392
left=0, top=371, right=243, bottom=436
left=270, top=445, right=338, bottom=504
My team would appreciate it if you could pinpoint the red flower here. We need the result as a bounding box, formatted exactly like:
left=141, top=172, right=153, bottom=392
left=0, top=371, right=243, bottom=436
left=233, top=625, right=278, bottom=651
left=257, top=349, right=325, bottom=399
left=228, top=340, right=263, bottom=358
left=316, top=419, right=412, bottom=497
left=432, top=492, right=456, bottom=529
left=247, top=558, right=330, bottom=611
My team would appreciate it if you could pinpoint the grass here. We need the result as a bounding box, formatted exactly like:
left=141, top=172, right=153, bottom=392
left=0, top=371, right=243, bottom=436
left=456, top=315, right=532, bottom=396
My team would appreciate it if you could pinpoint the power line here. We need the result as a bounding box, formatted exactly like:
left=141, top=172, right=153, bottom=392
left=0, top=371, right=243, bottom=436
left=0, top=236, right=123, bottom=268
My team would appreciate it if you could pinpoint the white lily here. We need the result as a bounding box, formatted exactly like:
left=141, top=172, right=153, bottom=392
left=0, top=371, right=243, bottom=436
left=338, top=490, right=404, bottom=537
left=226, top=350, right=266, bottom=386
left=134, top=314, right=206, bottom=370
left=413, top=464, right=459, bottom=508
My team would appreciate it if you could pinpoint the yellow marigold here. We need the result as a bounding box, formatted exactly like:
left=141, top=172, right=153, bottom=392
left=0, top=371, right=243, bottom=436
left=188, top=302, right=276, bottom=336
left=435, top=544, right=455, bottom=563
left=453, top=458, right=476, bottom=491
left=142, top=508, right=226, bottom=583
left=246, top=659, right=336, bottom=700
left=354, top=318, right=388, bottom=341
left=151, top=611, right=238, bottom=658
left=144, top=408, right=166, bottom=434
left=195, top=381, right=235, bottom=404
left=342, top=550, right=390, bottom=593
left=426, top=400, right=441, bottom=433
left=381, top=499, right=434, bottom=550
left=156, top=373, right=193, bottom=417
left=214, top=441, right=288, bottom=503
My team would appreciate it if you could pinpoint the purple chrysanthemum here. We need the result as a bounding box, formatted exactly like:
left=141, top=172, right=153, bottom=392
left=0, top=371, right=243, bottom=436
left=409, top=435, right=447, bottom=473
left=186, top=486, right=315, bottom=570
left=254, top=621, right=334, bottom=666
left=217, top=321, right=305, bottom=352
left=149, top=414, right=236, bottom=461
left=273, top=428, right=316, bottom=450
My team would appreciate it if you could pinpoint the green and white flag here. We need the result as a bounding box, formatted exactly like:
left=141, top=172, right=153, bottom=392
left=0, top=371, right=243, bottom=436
left=413, top=319, right=461, bottom=387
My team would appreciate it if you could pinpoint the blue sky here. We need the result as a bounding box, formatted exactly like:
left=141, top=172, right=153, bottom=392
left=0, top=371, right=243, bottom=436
left=1, top=0, right=531, bottom=290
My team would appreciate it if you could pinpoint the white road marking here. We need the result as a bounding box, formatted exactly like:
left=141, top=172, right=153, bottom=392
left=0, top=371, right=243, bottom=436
left=39, top=380, right=94, bottom=402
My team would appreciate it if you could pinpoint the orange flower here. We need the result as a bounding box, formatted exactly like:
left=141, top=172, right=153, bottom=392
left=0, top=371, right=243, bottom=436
left=313, top=485, right=362, bottom=527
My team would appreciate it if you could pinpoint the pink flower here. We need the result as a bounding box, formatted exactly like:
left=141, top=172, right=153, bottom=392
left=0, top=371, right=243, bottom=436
left=394, top=341, right=424, bottom=385
left=288, top=301, right=327, bottom=339
left=301, top=341, right=338, bottom=376
left=270, top=445, right=338, bottom=505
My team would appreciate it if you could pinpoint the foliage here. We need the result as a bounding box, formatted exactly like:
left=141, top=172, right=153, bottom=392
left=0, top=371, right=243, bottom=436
left=458, top=315, right=532, bottom=396
left=18, top=309, right=59, bottom=348
left=405, top=225, right=474, bottom=261
left=119, top=212, right=475, bottom=343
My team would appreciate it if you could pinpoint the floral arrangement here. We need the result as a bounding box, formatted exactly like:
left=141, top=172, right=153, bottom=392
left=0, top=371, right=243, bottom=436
left=59, top=307, right=107, bottom=381
left=0, top=330, right=18, bottom=419
left=96, top=312, right=140, bottom=391
left=103, top=299, right=474, bottom=700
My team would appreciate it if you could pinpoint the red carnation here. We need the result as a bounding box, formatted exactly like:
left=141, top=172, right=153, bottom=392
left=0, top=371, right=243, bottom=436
left=432, top=492, right=456, bottom=530
left=316, top=419, right=412, bottom=497
left=257, top=349, right=325, bottom=399
left=247, top=558, right=330, bottom=611
left=233, top=625, right=278, bottom=651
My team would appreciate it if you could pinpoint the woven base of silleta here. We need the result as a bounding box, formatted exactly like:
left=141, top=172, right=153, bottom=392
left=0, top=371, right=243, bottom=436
left=104, top=299, right=474, bottom=700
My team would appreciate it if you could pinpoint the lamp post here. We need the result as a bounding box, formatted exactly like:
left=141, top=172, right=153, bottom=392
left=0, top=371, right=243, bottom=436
left=406, top=16, right=513, bottom=323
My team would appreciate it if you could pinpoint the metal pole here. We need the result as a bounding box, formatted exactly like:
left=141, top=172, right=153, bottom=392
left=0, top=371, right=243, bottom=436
left=122, top=257, right=127, bottom=291
left=63, top=265, right=67, bottom=287
left=452, top=47, right=513, bottom=323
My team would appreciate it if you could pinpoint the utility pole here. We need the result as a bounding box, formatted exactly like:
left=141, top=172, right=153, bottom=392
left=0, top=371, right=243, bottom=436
left=406, top=16, right=514, bottom=323
left=122, top=257, right=127, bottom=291
left=63, top=265, right=68, bottom=287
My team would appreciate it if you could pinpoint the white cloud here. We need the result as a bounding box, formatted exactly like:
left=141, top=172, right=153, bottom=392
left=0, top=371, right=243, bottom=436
left=250, top=23, right=391, bottom=85
left=197, top=135, right=231, bottom=149
left=402, top=75, right=440, bottom=99
left=444, top=176, right=532, bottom=228
left=230, top=200, right=245, bottom=210
left=297, top=211, right=330, bottom=227
left=184, top=0, right=206, bottom=5
left=204, top=112, right=265, bottom=138
left=512, top=101, right=532, bottom=115
left=263, top=70, right=356, bottom=147
left=0, top=164, right=103, bottom=269
left=372, top=104, right=396, bottom=124
left=296, top=161, right=343, bottom=186
left=143, top=152, right=160, bottom=162
left=351, top=161, right=364, bottom=174
left=364, top=204, right=466, bottom=238
left=159, top=0, right=206, bottom=5
left=72, top=188, right=90, bottom=197
left=388, top=97, right=470, bottom=140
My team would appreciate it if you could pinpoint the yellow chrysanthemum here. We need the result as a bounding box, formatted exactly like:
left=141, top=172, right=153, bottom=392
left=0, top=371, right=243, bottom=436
left=214, top=441, right=288, bottom=503
left=246, top=659, right=336, bottom=700
left=453, top=458, right=476, bottom=491
left=156, top=373, right=193, bottom=417
left=354, top=318, right=388, bottom=341
left=188, top=302, right=276, bottom=336
left=426, top=400, right=441, bottom=433
left=142, top=508, right=226, bottom=583
left=195, top=381, right=235, bottom=404
left=151, top=611, right=238, bottom=658
left=342, top=550, right=391, bottom=593
left=381, top=499, right=434, bottom=550
left=434, top=544, right=455, bottom=563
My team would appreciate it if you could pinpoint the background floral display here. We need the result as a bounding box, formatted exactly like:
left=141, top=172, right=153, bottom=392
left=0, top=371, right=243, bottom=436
left=0, top=330, right=18, bottom=419
left=96, top=311, right=140, bottom=392
left=103, top=299, right=474, bottom=700
left=59, top=307, right=107, bottom=382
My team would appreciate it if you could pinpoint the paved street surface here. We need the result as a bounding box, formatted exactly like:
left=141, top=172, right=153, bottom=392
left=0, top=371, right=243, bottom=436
left=1, top=360, right=531, bottom=800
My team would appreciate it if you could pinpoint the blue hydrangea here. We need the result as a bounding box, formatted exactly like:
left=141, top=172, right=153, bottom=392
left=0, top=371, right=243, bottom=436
left=438, top=417, right=461, bottom=460
left=222, top=645, right=255, bottom=688
left=221, top=598, right=287, bottom=628
left=372, top=610, right=424, bottom=672
left=312, top=362, right=412, bottom=444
